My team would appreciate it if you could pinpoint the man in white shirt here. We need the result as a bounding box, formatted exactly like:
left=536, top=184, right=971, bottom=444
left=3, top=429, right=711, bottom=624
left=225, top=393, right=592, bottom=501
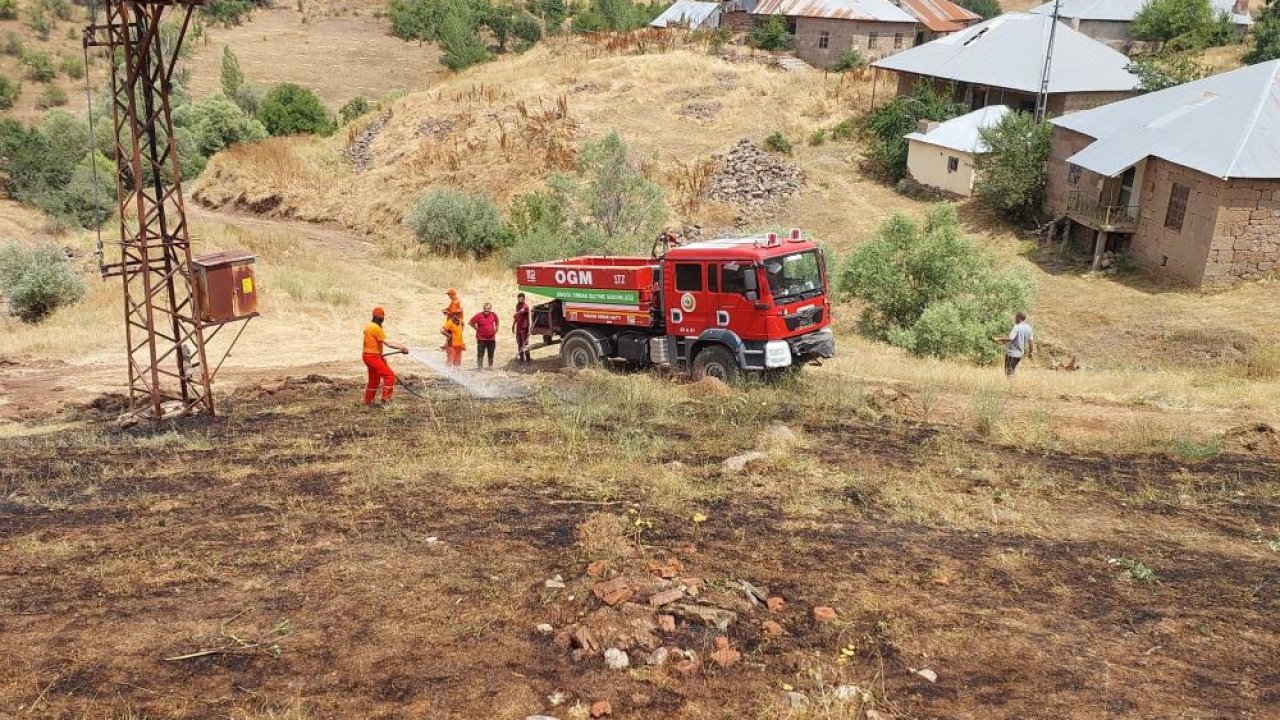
left=997, top=312, right=1033, bottom=377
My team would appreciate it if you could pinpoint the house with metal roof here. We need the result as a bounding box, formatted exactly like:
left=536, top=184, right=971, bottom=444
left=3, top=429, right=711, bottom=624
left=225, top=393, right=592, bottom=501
left=650, top=0, right=722, bottom=29
left=1029, top=0, right=1252, bottom=52
left=897, top=0, right=982, bottom=45
left=872, top=12, right=1140, bottom=115
left=1045, top=60, right=1280, bottom=287
left=904, top=105, right=1011, bottom=196
left=750, top=0, right=919, bottom=67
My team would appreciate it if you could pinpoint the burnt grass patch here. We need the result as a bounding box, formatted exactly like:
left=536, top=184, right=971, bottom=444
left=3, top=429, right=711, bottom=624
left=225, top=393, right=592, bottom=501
left=1, top=379, right=1278, bottom=718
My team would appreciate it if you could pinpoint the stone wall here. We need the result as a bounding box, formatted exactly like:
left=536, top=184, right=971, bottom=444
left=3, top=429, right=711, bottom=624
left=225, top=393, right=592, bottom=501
left=794, top=18, right=917, bottom=68
left=1053, top=90, right=1139, bottom=115
left=1045, top=126, right=1102, bottom=216
left=1205, top=177, right=1280, bottom=286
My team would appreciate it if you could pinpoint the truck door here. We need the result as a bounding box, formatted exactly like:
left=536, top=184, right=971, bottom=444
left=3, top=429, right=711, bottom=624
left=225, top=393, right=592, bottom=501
left=712, top=262, right=766, bottom=339
left=667, top=261, right=709, bottom=336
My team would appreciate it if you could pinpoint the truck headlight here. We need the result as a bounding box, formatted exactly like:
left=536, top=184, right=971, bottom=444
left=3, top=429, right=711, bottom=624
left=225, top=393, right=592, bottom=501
left=765, top=340, right=792, bottom=368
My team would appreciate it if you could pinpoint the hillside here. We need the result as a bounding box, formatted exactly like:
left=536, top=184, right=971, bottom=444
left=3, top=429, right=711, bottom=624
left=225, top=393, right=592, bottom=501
left=0, top=0, right=108, bottom=123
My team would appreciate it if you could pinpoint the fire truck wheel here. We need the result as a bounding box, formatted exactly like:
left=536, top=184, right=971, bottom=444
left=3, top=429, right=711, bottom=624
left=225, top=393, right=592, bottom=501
left=691, top=345, right=739, bottom=383
left=561, top=332, right=601, bottom=371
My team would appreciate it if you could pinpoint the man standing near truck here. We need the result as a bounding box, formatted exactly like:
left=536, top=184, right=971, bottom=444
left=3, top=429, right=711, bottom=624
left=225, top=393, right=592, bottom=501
left=362, top=306, right=409, bottom=406
left=996, top=312, right=1034, bottom=377
left=470, top=302, right=499, bottom=370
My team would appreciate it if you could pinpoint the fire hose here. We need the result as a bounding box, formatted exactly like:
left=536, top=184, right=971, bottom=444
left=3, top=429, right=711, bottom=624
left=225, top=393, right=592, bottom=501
left=382, top=350, right=429, bottom=400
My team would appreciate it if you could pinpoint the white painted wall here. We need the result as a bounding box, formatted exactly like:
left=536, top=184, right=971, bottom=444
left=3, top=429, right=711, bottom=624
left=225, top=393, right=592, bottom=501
left=906, top=139, right=977, bottom=197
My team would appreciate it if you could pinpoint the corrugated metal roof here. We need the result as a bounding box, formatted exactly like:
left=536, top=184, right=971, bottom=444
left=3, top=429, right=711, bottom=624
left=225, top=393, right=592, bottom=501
left=871, top=13, right=1140, bottom=94
left=1053, top=60, right=1280, bottom=180
left=651, top=0, right=721, bottom=27
left=1029, top=0, right=1252, bottom=25
left=898, top=0, right=981, bottom=33
left=751, top=0, right=917, bottom=22
left=905, top=104, right=1012, bottom=153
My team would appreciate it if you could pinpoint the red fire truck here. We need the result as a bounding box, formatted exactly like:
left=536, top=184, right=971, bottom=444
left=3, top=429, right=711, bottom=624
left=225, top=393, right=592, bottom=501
left=516, top=230, right=835, bottom=381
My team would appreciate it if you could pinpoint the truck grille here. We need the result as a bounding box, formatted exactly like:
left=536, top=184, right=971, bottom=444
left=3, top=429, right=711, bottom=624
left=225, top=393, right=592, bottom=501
left=784, top=307, right=823, bottom=331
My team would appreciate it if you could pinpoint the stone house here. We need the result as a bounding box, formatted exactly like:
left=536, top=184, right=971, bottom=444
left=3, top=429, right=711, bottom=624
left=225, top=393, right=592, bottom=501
left=1045, top=60, right=1280, bottom=287
left=1028, top=0, right=1252, bottom=53
left=873, top=13, right=1139, bottom=114
left=896, top=0, right=982, bottom=45
left=751, top=0, right=919, bottom=67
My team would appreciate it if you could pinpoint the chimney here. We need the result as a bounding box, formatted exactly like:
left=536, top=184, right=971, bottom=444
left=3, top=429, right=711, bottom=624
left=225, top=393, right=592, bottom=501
left=917, top=119, right=940, bottom=135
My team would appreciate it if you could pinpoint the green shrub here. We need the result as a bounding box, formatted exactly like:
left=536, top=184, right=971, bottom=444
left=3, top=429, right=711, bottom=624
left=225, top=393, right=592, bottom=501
left=1246, top=0, right=1280, bottom=64
left=863, top=81, right=965, bottom=181
left=973, top=111, right=1052, bottom=223
left=808, top=128, right=826, bottom=146
left=0, top=243, right=86, bottom=322
left=340, top=96, right=371, bottom=124
left=28, top=5, right=52, bottom=40
left=388, top=0, right=451, bottom=40
left=2, top=31, right=24, bottom=57
left=509, top=10, right=543, bottom=47
left=830, top=118, right=856, bottom=141
left=59, top=55, right=84, bottom=79
left=201, top=0, right=256, bottom=26
left=570, top=0, right=664, bottom=33
left=835, top=203, right=1035, bottom=364
left=763, top=131, right=792, bottom=154
left=530, top=0, right=567, bottom=32
left=507, top=131, right=667, bottom=266
left=0, top=0, right=16, bottom=20
left=22, top=51, right=57, bottom=82
left=0, top=74, right=18, bottom=110
left=258, top=82, right=333, bottom=136
left=234, top=81, right=264, bottom=116
left=64, top=151, right=117, bottom=228
left=830, top=50, right=864, bottom=72
left=36, top=83, right=66, bottom=108
left=439, top=5, right=489, bottom=71
left=404, top=188, right=510, bottom=257
left=181, top=95, right=268, bottom=155
left=1133, top=0, right=1233, bottom=49
left=748, top=15, right=792, bottom=50
left=220, top=45, right=243, bottom=100
left=955, top=0, right=1000, bottom=19
left=1128, top=52, right=1211, bottom=91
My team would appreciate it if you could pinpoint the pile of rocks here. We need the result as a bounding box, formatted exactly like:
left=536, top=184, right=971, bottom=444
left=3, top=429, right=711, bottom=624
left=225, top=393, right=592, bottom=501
left=706, top=139, right=804, bottom=216
left=417, top=117, right=456, bottom=138
left=346, top=114, right=388, bottom=172
left=679, top=100, right=721, bottom=122
left=1094, top=250, right=1122, bottom=275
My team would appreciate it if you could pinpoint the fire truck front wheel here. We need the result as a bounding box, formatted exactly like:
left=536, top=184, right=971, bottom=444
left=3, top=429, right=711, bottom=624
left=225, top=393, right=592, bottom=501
left=561, top=332, right=602, bottom=371
left=691, top=345, right=739, bottom=383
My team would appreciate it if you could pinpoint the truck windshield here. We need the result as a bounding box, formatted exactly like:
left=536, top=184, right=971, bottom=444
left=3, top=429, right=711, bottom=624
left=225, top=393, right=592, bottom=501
left=764, top=251, right=823, bottom=303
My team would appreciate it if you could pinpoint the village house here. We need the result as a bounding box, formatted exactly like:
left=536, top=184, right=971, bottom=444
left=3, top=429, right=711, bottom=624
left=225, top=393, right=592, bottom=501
left=904, top=105, right=1010, bottom=197
left=1045, top=59, right=1280, bottom=287
left=650, top=0, right=723, bottom=29
left=871, top=12, right=1140, bottom=115
left=896, top=0, right=982, bottom=45
left=749, top=0, right=919, bottom=67
left=1028, top=0, right=1252, bottom=53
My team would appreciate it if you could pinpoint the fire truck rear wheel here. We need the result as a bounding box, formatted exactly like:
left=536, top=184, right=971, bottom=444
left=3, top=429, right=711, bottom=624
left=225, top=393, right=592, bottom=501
left=691, top=345, right=739, bottom=383
left=561, top=333, right=601, bottom=371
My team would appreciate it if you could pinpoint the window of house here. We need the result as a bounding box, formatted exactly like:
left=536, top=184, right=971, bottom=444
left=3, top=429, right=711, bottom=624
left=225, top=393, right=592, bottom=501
left=818, top=30, right=829, bottom=49
left=675, top=263, right=703, bottom=292
left=894, top=32, right=903, bottom=48
left=1164, top=183, right=1190, bottom=232
left=947, top=156, right=960, bottom=173
left=1067, top=163, right=1082, bottom=186
left=868, top=31, right=879, bottom=48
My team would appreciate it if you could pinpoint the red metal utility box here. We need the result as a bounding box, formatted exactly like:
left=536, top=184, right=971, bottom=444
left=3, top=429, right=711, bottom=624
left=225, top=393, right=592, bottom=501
left=192, top=250, right=258, bottom=325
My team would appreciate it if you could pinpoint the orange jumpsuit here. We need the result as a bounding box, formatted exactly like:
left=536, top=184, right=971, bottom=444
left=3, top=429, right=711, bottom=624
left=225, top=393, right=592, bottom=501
left=362, top=322, right=395, bottom=404
left=442, top=317, right=465, bottom=367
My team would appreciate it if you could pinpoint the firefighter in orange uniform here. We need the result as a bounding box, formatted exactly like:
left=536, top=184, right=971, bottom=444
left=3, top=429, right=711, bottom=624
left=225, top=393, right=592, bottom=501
left=440, top=289, right=463, bottom=350
left=362, top=306, right=409, bottom=405
left=441, top=311, right=466, bottom=367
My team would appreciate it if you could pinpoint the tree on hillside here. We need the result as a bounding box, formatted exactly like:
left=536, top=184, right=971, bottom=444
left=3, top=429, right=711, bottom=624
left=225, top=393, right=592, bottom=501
left=748, top=16, right=792, bottom=51
left=438, top=1, right=489, bottom=71
left=1245, top=0, right=1280, bottom=63
left=954, top=0, right=1000, bottom=20
left=863, top=81, right=966, bottom=182
left=507, top=132, right=667, bottom=266
left=258, top=83, right=333, bottom=136
left=405, top=188, right=510, bottom=257
left=835, top=203, right=1035, bottom=364
left=1128, top=52, right=1212, bottom=91
left=973, top=111, right=1052, bottom=223
left=220, top=46, right=243, bottom=100
left=1132, top=0, right=1234, bottom=50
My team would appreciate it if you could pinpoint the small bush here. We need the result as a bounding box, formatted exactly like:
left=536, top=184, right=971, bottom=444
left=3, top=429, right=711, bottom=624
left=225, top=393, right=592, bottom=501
left=59, top=55, right=84, bottom=79
left=830, top=50, right=864, bottom=72
left=1, top=31, right=24, bottom=57
left=22, top=51, right=57, bottom=82
left=1246, top=0, right=1280, bottom=64
left=404, top=188, right=510, bottom=257
left=864, top=81, right=965, bottom=181
left=1239, top=343, right=1280, bottom=380
left=955, top=0, right=1001, bottom=19
left=202, top=0, right=256, bottom=26
left=808, top=128, right=826, bottom=146
left=0, top=74, right=18, bottom=110
left=1171, top=436, right=1224, bottom=462
left=0, top=243, right=86, bottom=322
left=970, top=384, right=1006, bottom=436
left=43, top=0, right=74, bottom=21
left=0, top=0, right=17, bottom=20
left=1108, top=557, right=1159, bottom=584
left=763, top=131, right=792, bottom=154
left=234, top=81, right=264, bottom=116
left=258, top=83, right=333, bottom=136
left=439, top=5, right=489, bottom=71
left=1129, top=52, right=1211, bottom=91
left=1133, top=0, right=1233, bottom=50
left=180, top=95, right=268, bottom=155
left=830, top=118, right=857, bottom=141
left=28, top=5, right=52, bottom=40
left=36, top=83, right=66, bottom=108
left=749, top=15, right=792, bottom=50
left=339, top=96, right=371, bottom=125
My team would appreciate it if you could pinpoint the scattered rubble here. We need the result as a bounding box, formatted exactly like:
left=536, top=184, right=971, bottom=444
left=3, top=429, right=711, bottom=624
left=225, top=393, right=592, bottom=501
left=785, top=691, right=809, bottom=709
left=545, top=574, right=566, bottom=589
left=603, top=647, right=630, bottom=671
left=346, top=114, right=388, bottom=172
left=766, top=596, right=785, bottom=613
left=707, top=139, right=805, bottom=220
left=536, top=623, right=555, bottom=635
left=722, top=450, right=768, bottom=473
left=679, top=100, right=721, bottom=122
left=813, top=606, right=838, bottom=622
left=709, top=636, right=741, bottom=667
left=1224, top=422, right=1280, bottom=457
left=589, top=700, right=612, bottom=718
left=417, top=117, right=457, bottom=138
left=761, top=619, right=785, bottom=637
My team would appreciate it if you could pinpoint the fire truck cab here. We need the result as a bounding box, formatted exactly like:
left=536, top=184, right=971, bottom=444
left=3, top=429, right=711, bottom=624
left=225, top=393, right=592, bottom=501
left=518, top=230, right=835, bottom=381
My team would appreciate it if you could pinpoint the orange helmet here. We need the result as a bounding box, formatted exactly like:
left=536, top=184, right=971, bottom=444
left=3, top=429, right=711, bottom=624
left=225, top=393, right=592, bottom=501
left=372, top=306, right=386, bottom=318
left=447, top=288, right=457, bottom=297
